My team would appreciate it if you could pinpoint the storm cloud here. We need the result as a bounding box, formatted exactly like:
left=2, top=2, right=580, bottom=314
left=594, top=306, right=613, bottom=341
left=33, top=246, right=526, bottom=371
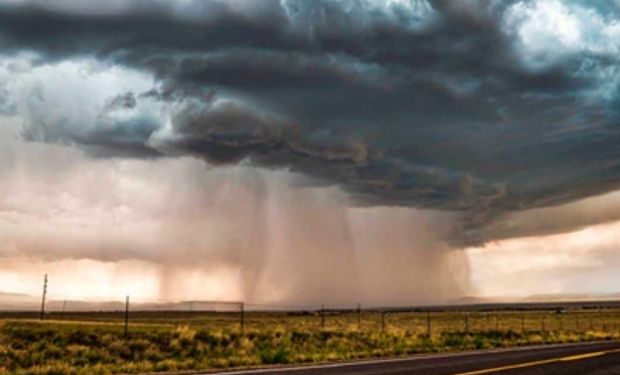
left=1, top=0, right=620, bottom=245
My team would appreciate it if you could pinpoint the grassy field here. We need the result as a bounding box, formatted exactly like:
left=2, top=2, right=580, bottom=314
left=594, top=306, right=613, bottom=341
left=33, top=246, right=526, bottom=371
left=1, top=309, right=620, bottom=375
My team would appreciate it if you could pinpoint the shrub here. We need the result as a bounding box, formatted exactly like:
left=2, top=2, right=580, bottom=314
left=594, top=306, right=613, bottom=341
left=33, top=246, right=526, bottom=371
left=259, top=347, right=290, bottom=364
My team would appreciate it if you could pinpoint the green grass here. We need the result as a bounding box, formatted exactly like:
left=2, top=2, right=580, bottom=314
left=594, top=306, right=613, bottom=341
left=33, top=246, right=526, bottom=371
left=1, top=309, right=619, bottom=374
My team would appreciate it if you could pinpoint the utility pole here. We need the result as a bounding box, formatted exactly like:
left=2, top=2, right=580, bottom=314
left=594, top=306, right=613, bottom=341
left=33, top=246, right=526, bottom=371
left=40, top=274, right=47, bottom=321
left=464, top=313, right=469, bottom=334
left=426, top=312, right=431, bottom=337
left=124, top=295, right=130, bottom=339
left=357, top=303, right=361, bottom=330
left=381, top=311, right=386, bottom=333
left=240, top=302, right=245, bottom=333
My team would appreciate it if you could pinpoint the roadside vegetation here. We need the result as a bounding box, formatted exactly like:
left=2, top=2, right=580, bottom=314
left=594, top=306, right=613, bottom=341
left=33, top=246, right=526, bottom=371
left=1, top=309, right=619, bottom=374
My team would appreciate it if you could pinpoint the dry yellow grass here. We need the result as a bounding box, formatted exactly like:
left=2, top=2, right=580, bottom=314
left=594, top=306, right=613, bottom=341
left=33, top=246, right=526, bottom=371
left=1, top=309, right=619, bottom=374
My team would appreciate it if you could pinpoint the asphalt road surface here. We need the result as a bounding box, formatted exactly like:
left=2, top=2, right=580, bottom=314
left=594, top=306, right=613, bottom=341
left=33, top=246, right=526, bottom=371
left=213, top=341, right=620, bottom=375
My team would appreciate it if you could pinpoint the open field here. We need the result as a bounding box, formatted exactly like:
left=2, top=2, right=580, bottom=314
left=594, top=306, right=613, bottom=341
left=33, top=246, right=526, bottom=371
left=2, top=306, right=620, bottom=375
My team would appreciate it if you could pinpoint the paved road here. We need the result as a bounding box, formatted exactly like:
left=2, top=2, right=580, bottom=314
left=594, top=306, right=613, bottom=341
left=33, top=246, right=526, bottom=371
left=213, top=341, right=620, bottom=375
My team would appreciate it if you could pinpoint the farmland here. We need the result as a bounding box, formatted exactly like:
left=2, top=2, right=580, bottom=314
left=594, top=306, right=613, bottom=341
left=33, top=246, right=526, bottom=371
left=2, top=306, right=620, bottom=374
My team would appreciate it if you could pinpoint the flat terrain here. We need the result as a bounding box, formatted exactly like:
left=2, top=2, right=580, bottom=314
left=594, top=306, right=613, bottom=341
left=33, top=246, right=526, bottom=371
left=215, top=341, right=620, bottom=374
left=2, top=307, right=620, bottom=374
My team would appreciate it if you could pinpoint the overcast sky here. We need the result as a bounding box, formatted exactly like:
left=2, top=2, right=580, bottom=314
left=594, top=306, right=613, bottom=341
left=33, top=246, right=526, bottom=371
left=1, top=0, right=620, bottom=305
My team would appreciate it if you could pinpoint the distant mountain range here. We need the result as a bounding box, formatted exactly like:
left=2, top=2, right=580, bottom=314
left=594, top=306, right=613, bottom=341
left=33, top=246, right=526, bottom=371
left=452, top=293, right=620, bottom=305
left=1, top=291, right=620, bottom=312
left=0, top=291, right=241, bottom=312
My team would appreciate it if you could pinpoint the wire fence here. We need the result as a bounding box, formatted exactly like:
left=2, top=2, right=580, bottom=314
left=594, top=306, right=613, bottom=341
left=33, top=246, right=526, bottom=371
left=3, top=274, right=620, bottom=335
left=3, top=293, right=620, bottom=337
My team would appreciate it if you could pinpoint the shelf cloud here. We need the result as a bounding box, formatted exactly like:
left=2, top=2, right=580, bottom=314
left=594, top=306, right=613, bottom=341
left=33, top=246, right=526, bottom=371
left=2, top=0, right=619, bottom=245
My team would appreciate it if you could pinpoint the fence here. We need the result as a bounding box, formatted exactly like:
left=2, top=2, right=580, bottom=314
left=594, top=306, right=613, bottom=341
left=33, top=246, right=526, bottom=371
left=3, top=274, right=620, bottom=335
left=2, top=294, right=620, bottom=337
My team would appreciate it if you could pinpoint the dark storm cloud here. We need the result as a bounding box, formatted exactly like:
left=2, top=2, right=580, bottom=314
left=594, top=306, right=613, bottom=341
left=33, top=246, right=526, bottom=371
left=0, top=87, right=15, bottom=115
left=1, top=0, right=620, bottom=244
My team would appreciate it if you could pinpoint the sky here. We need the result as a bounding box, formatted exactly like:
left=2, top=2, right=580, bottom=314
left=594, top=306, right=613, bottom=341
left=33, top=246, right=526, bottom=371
left=1, top=0, right=620, bottom=306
